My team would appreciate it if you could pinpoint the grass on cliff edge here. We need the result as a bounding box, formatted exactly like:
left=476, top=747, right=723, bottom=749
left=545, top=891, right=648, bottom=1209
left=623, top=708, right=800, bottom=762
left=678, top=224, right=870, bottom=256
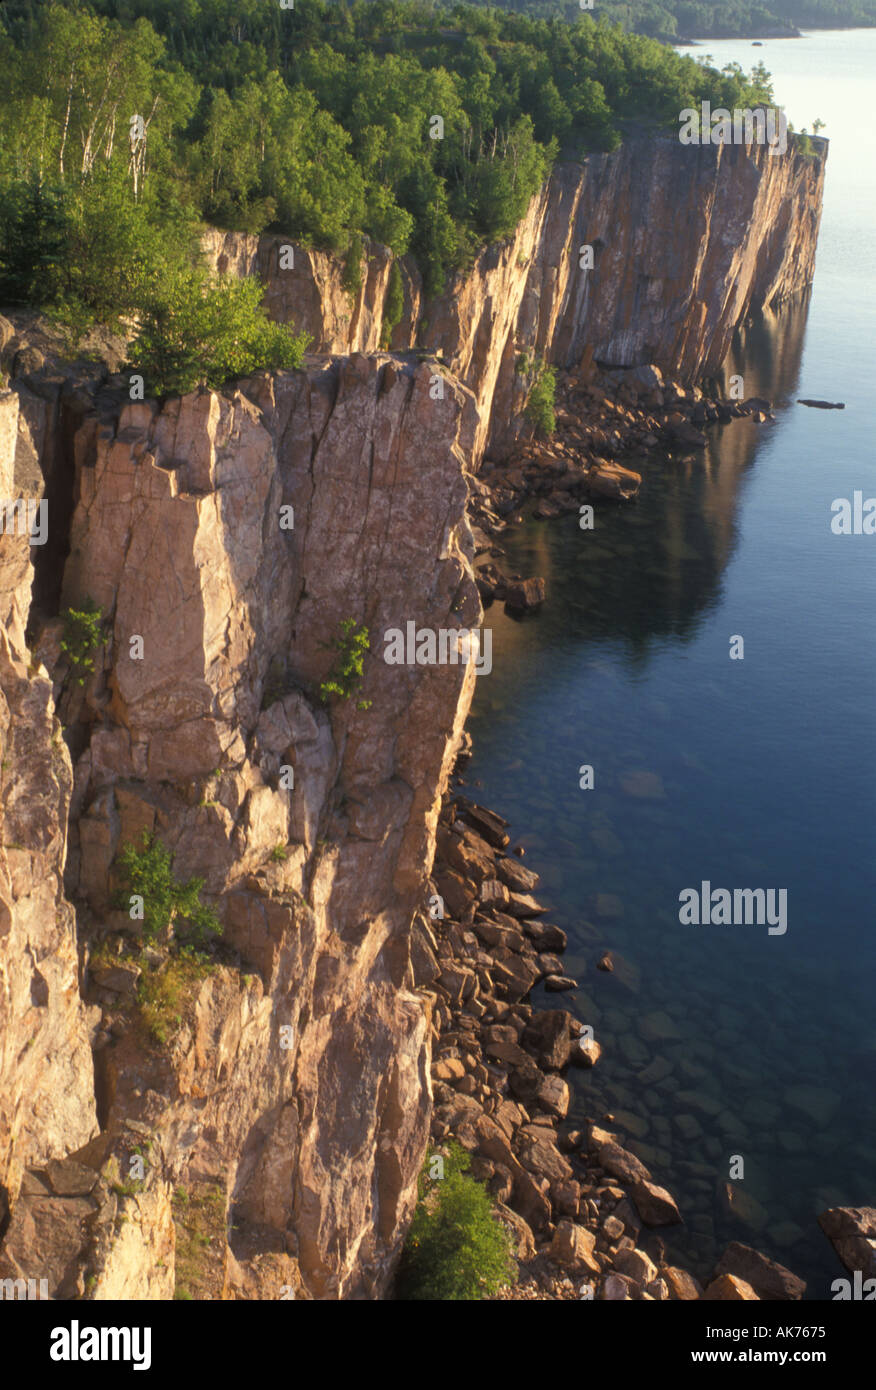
left=172, top=1181, right=228, bottom=1301
left=396, top=1142, right=517, bottom=1300
left=136, top=949, right=214, bottom=1048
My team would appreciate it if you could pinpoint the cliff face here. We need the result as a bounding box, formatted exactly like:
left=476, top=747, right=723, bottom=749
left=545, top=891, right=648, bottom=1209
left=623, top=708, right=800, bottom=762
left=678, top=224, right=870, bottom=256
left=0, top=131, right=825, bottom=1300
left=205, top=136, right=825, bottom=462
left=0, top=385, right=99, bottom=1236
left=0, top=348, right=480, bottom=1299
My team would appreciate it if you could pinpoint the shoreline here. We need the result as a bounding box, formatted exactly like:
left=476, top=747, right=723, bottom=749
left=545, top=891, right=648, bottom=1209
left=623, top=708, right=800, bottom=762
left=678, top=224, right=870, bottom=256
left=421, top=775, right=816, bottom=1299
left=416, top=354, right=865, bottom=1300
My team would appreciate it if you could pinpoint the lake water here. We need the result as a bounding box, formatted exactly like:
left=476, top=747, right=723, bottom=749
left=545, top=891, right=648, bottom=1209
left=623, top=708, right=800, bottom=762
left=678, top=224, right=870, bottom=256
left=464, top=29, right=876, bottom=1295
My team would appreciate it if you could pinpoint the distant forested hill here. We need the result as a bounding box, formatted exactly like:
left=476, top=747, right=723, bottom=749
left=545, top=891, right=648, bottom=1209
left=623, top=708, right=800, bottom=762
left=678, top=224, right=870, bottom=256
left=458, top=0, right=876, bottom=40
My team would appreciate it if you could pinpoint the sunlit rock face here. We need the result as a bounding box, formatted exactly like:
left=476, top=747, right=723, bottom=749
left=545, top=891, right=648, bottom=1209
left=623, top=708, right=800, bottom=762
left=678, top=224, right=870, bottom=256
left=208, top=137, right=825, bottom=462
left=0, top=352, right=480, bottom=1298
left=0, top=127, right=825, bottom=1299
left=0, top=384, right=99, bottom=1224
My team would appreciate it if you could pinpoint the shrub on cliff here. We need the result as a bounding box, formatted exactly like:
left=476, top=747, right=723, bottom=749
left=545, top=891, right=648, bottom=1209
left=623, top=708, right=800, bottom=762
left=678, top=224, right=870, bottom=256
left=59, top=598, right=104, bottom=686
left=130, top=270, right=310, bottom=396
left=525, top=360, right=557, bottom=438
left=397, top=1142, right=517, bottom=1300
left=115, top=830, right=221, bottom=947
left=318, top=619, right=372, bottom=710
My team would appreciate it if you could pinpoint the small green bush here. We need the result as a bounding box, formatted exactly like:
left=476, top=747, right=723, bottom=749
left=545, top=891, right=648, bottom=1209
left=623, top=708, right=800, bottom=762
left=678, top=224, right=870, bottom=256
left=397, top=1142, right=516, bottom=1301
left=60, top=599, right=104, bottom=685
left=130, top=270, right=310, bottom=397
left=525, top=360, right=557, bottom=438
left=319, top=619, right=371, bottom=710
left=115, top=830, right=221, bottom=946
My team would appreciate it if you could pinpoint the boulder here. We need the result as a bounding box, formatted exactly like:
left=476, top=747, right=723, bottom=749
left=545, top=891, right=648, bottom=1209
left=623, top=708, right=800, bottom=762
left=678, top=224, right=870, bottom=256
left=817, top=1206, right=876, bottom=1277
left=623, top=364, right=663, bottom=394
left=508, top=1056, right=545, bottom=1104
left=524, top=920, right=567, bottom=951
left=491, top=955, right=540, bottom=1002
left=570, top=1035, right=601, bottom=1068
left=433, top=1057, right=465, bottom=1083
left=512, top=1169, right=552, bottom=1232
left=630, top=1179, right=682, bottom=1227
left=495, top=857, right=540, bottom=894
left=506, top=892, right=546, bottom=919
left=601, top=1272, right=634, bottom=1300
left=479, top=878, right=510, bottom=909
left=409, top=920, right=441, bottom=985
left=495, top=1203, right=537, bottom=1261
left=550, top=1221, right=599, bottom=1274
left=613, top=1247, right=658, bottom=1286
left=504, top=577, right=546, bottom=613
left=588, top=1126, right=651, bottom=1185
left=522, top=1010, right=574, bottom=1070
left=517, top=1131, right=574, bottom=1185
left=475, top=562, right=509, bottom=601
left=703, top=1274, right=760, bottom=1301
left=431, top=868, right=471, bottom=921
left=719, top=1181, right=768, bottom=1232
left=456, top=801, right=510, bottom=849
left=587, top=461, right=641, bottom=501
left=662, top=1265, right=702, bottom=1300
left=712, top=1243, right=805, bottom=1301
left=536, top=1074, right=570, bottom=1120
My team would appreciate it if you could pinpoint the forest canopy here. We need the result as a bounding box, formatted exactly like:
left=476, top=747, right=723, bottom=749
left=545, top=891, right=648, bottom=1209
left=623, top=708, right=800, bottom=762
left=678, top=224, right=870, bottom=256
left=457, top=0, right=876, bottom=40
left=0, top=0, right=777, bottom=325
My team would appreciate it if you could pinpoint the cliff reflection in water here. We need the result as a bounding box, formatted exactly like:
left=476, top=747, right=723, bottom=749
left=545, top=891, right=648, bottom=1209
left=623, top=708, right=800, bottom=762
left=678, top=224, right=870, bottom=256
left=464, top=289, right=876, bottom=1292
left=484, top=295, right=811, bottom=678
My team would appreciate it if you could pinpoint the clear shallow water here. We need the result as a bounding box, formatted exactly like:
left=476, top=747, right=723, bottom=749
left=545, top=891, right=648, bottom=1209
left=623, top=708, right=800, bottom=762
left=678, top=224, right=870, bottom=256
left=465, top=31, right=876, bottom=1295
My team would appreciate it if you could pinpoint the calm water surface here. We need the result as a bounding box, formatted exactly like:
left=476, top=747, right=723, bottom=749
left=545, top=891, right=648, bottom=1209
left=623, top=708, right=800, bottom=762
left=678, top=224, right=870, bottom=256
left=465, top=30, right=876, bottom=1294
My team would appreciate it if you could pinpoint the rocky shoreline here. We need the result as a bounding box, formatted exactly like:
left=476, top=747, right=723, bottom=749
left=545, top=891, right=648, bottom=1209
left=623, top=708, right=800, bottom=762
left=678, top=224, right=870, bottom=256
left=418, top=781, right=875, bottom=1301
left=411, top=370, right=875, bottom=1301
left=470, top=359, right=775, bottom=565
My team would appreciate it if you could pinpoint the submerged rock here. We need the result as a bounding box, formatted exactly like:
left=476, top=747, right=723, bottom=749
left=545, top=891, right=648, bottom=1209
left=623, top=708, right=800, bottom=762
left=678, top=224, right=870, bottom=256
left=817, top=1206, right=876, bottom=1277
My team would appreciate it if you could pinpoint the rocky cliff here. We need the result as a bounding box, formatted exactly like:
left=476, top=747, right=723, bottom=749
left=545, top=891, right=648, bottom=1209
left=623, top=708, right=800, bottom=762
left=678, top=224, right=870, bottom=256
left=0, top=130, right=825, bottom=1300
left=0, top=341, right=481, bottom=1299
left=206, top=134, right=826, bottom=461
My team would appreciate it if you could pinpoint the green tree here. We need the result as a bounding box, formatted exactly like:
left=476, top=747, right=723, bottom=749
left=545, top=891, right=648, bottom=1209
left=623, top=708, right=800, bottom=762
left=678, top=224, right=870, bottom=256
left=525, top=359, right=557, bottom=437
left=397, top=1142, right=516, bottom=1300
left=0, top=178, right=70, bottom=306
left=319, top=619, right=371, bottom=709
left=115, top=830, right=221, bottom=946
left=130, top=270, right=310, bottom=396
left=59, top=598, right=104, bottom=686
